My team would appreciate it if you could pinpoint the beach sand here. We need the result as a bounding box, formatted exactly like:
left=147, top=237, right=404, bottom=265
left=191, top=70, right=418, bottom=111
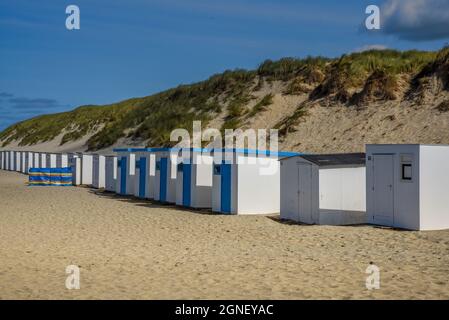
left=0, top=170, right=448, bottom=299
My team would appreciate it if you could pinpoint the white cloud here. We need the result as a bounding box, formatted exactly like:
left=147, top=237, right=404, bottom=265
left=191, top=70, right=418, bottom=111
left=381, top=0, right=449, bottom=41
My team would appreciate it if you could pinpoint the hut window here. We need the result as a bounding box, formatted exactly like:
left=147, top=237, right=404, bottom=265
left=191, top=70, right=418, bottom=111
left=401, top=163, right=412, bottom=181
left=214, top=165, right=221, bottom=175
left=400, top=154, right=413, bottom=182
left=155, top=161, right=161, bottom=171
left=177, top=163, right=183, bottom=172
left=135, top=160, right=140, bottom=169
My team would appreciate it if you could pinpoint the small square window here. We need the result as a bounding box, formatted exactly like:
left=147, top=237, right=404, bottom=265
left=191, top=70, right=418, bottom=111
left=402, top=163, right=412, bottom=181
left=155, top=161, right=161, bottom=171
left=214, top=165, right=221, bottom=175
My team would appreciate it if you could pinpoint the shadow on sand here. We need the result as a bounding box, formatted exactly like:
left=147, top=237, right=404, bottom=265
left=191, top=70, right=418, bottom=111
left=87, top=189, right=218, bottom=216
left=87, top=188, right=409, bottom=231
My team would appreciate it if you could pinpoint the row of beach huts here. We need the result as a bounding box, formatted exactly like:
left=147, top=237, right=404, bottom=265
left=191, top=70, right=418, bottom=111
left=1, top=144, right=449, bottom=231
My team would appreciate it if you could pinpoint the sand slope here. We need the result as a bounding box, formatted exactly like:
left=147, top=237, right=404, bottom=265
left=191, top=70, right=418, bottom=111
left=0, top=170, right=448, bottom=299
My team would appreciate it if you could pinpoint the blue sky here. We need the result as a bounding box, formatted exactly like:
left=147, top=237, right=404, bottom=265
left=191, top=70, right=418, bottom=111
left=1, top=0, right=448, bottom=131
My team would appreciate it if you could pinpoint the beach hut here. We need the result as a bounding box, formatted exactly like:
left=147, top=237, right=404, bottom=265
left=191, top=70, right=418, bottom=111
left=6, top=151, right=11, bottom=170
left=3, top=151, right=7, bottom=170
left=4, top=151, right=8, bottom=170
left=366, top=144, right=449, bottom=231
left=33, top=152, right=40, bottom=169
left=9, top=151, right=14, bottom=171
left=56, top=153, right=69, bottom=168
left=105, top=155, right=117, bottom=192
left=152, top=148, right=179, bottom=203
left=46, top=153, right=57, bottom=168
left=11, top=151, right=16, bottom=171
left=114, top=149, right=136, bottom=195
left=39, top=152, right=47, bottom=168
left=24, top=151, right=34, bottom=174
left=280, top=153, right=366, bottom=225
left=6, top=151, right=9, bottom=170
left=175, top=149, right=214, bottom=208
left=211, top=149, right=298, bottom=215
left=70, top=154, right=81, bottom=185
left=79, top=154, right=93, bottom=186
left=20, top=152, right=27, bottom=173
left=5, top=151, right=9, bottom=170
left=92, top=154, right=106, bottom=189
left=15, top=151, right=22, bottom=172
left=0, top=151, right=4, bottom=170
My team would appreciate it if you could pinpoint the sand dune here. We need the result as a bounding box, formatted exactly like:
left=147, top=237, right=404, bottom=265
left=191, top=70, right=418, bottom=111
left=0, top=170, right=448, bottom=299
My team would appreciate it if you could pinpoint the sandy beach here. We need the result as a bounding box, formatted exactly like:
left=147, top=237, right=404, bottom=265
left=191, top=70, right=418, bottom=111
left=0, top=170, right=448, bottom=299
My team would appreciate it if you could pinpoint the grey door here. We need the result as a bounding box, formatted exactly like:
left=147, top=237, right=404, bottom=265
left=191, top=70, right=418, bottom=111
left=298, top=163, right=313, bottom=224
left=372, top=154, right=394, bottom=226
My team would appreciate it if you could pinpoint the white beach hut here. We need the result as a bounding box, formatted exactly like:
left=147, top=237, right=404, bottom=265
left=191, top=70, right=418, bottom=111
left=70, top=154, right=81, bottom=185
left=152, top=148, right=179, bottom=203
left=0, top=151, right=4, bottom=170
left=6, top=151, right=10, bottom=170
left=39, top=152, right=47, bottom=168
left=33, top=152, right=40, bottom=169
left=56, top=153, right=69, bottom=168
left=46, top=153, right=57, bottom=168
left=24, top=151, right=34, bottom=174
left=92, top=154, right=106, bottom=189
left=114, top=149, right=136, bottom=196
left=15, top=151, right=21, bottom=172
left=9, top=151, right=15, bottom=171
left=9, top=151, right=17, bottom=171
left=21, top=152, right=27, bottom=173
left=80, top=154, right=93, bottom=186
left=175, top=149, right=214, bottom=208
left=5, top=151, right=10, bottom=170
left=366, top=144, right=449, bottom=231
left=211, top=149, right=298, bottom=215
left=105, top=155, right=118, bottom=192
left=280, top=153, right=366, bottom=225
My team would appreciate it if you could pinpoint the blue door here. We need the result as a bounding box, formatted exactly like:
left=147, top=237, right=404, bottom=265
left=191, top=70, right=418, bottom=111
left=220, top=163, right=232, bottom=214
left=160, top=158, right=168, bottom=202
left=120, top=156, right=127, bottom=195
left=182, top=163, right=192, bottom=207
left=139, top=157, right=146, bottom=198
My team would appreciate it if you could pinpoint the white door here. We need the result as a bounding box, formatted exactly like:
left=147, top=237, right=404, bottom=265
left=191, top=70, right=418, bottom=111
left=372, top=155, right=394, bottom=226
left=298, top=163, right=313, bottom=224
